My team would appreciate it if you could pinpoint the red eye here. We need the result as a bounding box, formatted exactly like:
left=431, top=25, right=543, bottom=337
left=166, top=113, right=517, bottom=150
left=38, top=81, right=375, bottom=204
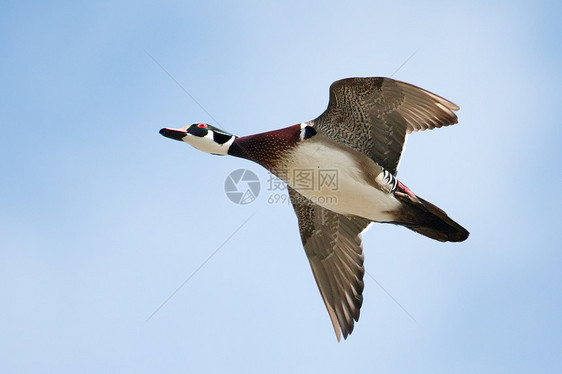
left=197, top=123, right=208, bottom=128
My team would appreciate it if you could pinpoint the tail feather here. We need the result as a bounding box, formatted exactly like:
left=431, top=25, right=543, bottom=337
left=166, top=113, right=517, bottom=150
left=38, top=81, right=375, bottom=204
left=395, top=193, right=469, bottom=242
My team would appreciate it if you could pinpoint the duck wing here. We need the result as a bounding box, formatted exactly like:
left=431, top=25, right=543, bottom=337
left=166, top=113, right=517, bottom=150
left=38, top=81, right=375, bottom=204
left=312, top=77, right=459, bottom=175
left=289, top=188, right=371, bottom=341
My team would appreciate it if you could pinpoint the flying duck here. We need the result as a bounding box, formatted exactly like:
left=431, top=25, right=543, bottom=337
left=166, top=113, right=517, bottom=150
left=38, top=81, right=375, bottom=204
left=159, top=77, right=469, bottom=341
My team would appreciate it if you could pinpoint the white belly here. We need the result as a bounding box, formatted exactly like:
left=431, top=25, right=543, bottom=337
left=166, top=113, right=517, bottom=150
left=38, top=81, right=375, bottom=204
left=283, top=140, right=400, bottom=222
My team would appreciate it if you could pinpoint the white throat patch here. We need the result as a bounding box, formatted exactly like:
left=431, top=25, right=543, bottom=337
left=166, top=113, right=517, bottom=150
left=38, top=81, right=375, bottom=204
left=183, top=132, right=234, bottom=155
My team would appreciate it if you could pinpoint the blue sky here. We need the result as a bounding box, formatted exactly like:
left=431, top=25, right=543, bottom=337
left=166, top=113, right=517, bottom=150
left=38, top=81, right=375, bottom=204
left=1, top=0, right=561, bottom=372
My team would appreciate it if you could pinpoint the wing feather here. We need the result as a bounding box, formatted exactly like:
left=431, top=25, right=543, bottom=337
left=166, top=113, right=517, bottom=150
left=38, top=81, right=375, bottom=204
left=289, top=188, right=371, bottom=340
left=312, top=77, right=459, bottom=175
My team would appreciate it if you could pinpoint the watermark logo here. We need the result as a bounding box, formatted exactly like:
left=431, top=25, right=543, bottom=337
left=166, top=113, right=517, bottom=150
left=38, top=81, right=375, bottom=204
left=224, top=168, right=339, bottom=205
left=266, top=168, right=339, bottom=205
left=224, top=169, right=260, bottom=205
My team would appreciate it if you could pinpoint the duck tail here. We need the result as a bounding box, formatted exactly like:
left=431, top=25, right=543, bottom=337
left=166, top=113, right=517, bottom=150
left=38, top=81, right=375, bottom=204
left=393, top=184, right=469, bottom=243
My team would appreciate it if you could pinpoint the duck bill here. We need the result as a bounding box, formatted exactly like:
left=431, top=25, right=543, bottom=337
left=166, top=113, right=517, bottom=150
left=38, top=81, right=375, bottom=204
left=159, top=127, right=187, bottom=141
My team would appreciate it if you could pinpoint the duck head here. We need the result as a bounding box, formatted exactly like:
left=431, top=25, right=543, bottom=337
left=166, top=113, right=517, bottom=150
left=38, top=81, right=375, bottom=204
left=159, top=123, right=237, bottom=156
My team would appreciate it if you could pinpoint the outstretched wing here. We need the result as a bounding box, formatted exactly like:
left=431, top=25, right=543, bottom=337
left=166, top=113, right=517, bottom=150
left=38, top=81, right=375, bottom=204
left=312, top=77, right=459, bottom=175
left=289, top=188, right=371, bottom=341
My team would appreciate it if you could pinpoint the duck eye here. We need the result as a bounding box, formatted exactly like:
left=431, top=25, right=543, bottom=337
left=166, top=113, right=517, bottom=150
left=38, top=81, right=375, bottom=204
left=197, top=123, right=208, bottom=128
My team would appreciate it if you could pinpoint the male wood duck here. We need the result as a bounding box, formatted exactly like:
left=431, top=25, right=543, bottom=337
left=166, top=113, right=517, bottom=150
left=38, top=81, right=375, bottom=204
left=159, top=77, right=469, bottom=341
